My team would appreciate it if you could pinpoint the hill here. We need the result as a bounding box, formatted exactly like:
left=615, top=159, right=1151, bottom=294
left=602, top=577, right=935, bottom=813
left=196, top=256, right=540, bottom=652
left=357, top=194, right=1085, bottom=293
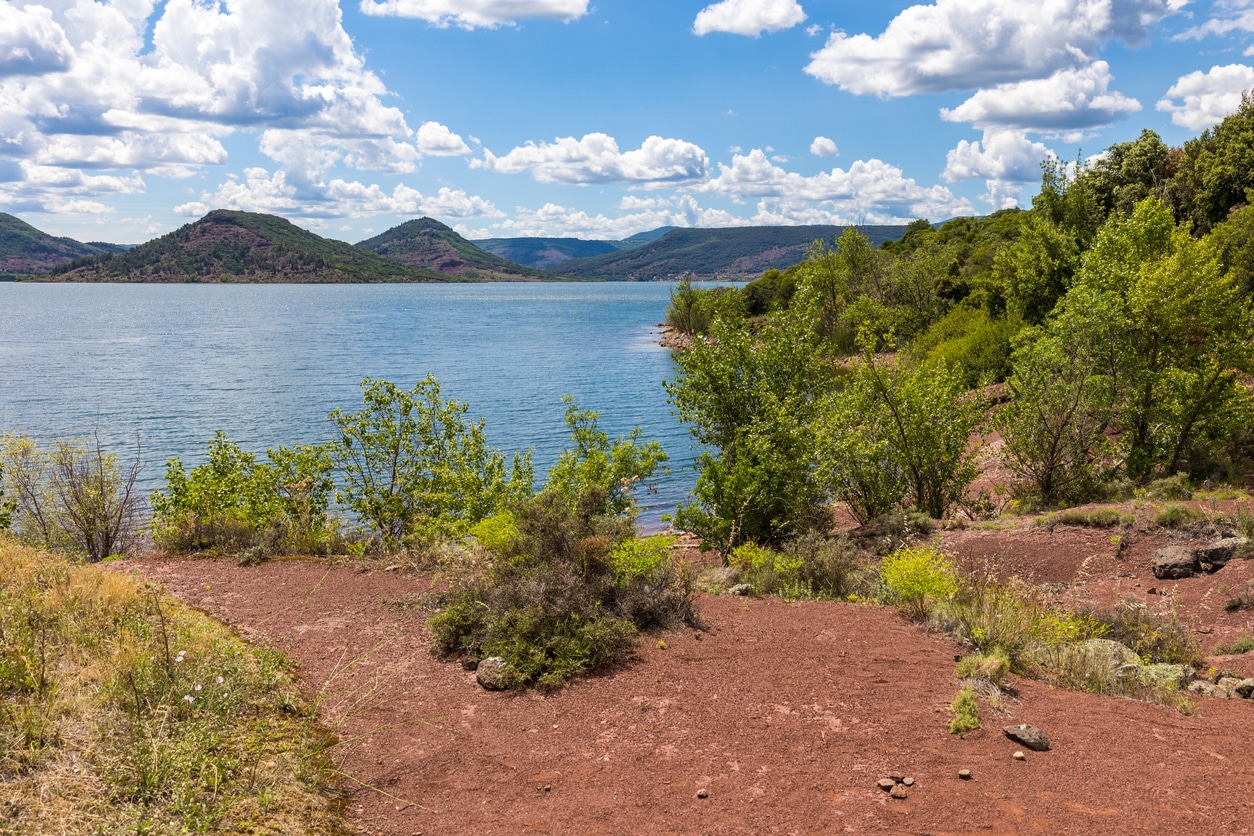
left=556, top=224, right=909, bottom=281
left=0, top=213, right=120, bottom=276
left=357, top=218, right=557, bottom=281
left=474, top=226, right=678, bottom=270
left=46, top=211, right=452, bottom=283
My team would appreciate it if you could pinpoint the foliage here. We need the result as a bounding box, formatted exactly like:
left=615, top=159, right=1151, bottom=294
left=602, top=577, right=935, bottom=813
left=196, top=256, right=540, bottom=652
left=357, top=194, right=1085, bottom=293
left=665, top=277, right=747, bottom=334
left=1173, top=91, right=1254, bottom=234
left=908, top=305, right=1019, bottom=388
left=955, top=646, right=1011, bottom=687
left=1, top=433, right=144, bottom=562
left=947, top=687, right=982, bottom=735
left=469, top=510, right=519, bottom=554
left=543, top=397, right=668, bottom=518
left=666, top=307, right=834, bottom=549
left=429, top=490, right=696, bottom=689
left=1213, top=635, right=1254, bottom=655
left=330, top=376, right=533, bottom=551
left=879, top=546, right=959, bottom=620
left=1153, top=502, right=1205, bottom=529
left=0, top=461, right=12, bottom=531
left=1082, top=599, right=1203, bottom=666
left=728, top=533, right=865, bottom=598
left=990, top=214, right=1081, bottom=324
left=820, top=351, right=983, bottom=521
left=727, top=543, right=804, bottom=596
left=151, top=432, right=334, bottom=556
left=356, top=217, right=556, bottom=281
left=1037, top=507, right=1133, bottom=529
left=0, top=537, right=345, bottom=833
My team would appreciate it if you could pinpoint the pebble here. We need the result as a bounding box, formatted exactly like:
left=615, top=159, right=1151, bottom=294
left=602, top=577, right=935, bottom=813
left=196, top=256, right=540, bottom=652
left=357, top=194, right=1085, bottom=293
left=903, top=777, right=915, bottom=786
left=877, top=778, right=896, bottom=792
left=1013, top=751, right=1026, bottom=761
left=890, top=785, right=909, bottom=800
left=696, top=789, right=709, bottom=799
left=959, top=769, right=972, bottom=780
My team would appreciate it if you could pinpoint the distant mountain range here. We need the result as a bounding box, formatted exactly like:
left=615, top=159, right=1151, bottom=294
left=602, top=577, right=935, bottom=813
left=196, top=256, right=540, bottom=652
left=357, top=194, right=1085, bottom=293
left=552, top=224, right=911, bottom=281
left=2, top=211, right=910, bottom=283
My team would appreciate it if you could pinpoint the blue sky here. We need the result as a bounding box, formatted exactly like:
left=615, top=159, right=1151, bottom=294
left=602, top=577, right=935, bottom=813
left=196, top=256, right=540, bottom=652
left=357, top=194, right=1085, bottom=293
left=4, top=0, right=1254, bottom=245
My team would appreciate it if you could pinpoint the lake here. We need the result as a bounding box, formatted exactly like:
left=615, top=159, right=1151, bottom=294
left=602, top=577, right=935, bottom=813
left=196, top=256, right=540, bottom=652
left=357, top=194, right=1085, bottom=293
left=0, top=282, right=722, bottom=528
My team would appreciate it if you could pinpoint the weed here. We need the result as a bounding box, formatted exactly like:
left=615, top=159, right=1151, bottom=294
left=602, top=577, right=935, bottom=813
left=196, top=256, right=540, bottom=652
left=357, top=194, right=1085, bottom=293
left=1081, top=599, right=1202, bottom=666
left=955, top=646, right=1011, bottom=687
left=947, top=687, right=981, bottom=735
left=879, top=545, right=958, bottom=620
left=1212, top=635, right=1254, bottom=655
left=1223, top=587, right=1254, bottom=613
left=1141, top=473, right=1193, bottom=501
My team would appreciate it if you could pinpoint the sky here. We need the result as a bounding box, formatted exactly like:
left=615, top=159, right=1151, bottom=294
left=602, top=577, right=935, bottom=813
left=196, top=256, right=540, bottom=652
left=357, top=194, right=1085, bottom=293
left=4, top=0, right=1254, bottom=245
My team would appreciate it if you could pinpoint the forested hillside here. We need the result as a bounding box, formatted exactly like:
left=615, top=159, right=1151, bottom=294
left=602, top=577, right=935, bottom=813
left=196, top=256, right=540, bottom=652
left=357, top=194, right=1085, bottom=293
left=0, top=213, right=120, bottom=277
left=357, top=218, right=558, bottom=281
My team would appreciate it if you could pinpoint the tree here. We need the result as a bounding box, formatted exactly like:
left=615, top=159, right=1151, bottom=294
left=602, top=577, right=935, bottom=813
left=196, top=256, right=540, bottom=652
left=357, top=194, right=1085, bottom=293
left=665, top=308, right=833, bottom=550
left=991, top=214, right=1080, bottom=325
left=1174, top=91, right=1254, bottom=233
left=0, top=462, right=11, bottom=531
left=330, top=377, right=533, bottom=550
left=543, top=397, right=668, bottom=519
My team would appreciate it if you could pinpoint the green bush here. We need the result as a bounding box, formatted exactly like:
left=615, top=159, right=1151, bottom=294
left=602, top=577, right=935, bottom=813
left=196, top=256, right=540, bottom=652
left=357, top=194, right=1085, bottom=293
left=728, top=542, right=804, bottom=596
left=1153, top=503, right=1205, bottom=529
left=1084, top=600, right=1202, bottom=666
left=909, top=306, right=1019, bottom=388
left=947, top=687, right=981, bottom=735
left=1142, top=473, right=1193, bottom=501
left=468, top=511, right=519, bottom=554
left=879, top=545, right=959, bottom=620
left=783, top=531, right=866, bottom=598
left=955, top=646, right=1011, bottom=687
left=1212, top=635, right=1254, bottom=655
left=1038, top=507, right=1133, bottom=529
left=608, top=535, right=674, bottom=580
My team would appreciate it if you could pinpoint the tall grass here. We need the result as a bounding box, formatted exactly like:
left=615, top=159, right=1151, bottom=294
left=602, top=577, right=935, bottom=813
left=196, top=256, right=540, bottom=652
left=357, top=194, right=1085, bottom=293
left=0, top=536, right=348, bottom=834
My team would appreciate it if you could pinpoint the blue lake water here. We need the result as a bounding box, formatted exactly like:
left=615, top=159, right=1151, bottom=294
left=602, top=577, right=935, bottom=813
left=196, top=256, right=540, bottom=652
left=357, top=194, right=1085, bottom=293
left=0, top=282, right=723, bottom=528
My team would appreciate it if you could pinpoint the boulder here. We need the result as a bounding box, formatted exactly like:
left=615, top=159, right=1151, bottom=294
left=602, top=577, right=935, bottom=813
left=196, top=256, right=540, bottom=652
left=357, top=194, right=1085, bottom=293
left=476, top=656, right=510, bottom=690
left=1139, top=663, right=1189, bottom=689
left=1234, top=679, right=1254, bottom=699
left=1003, top=724, right=1050, bottom=751
left=1194, top=537, right=1250, bottom=572
left=1189, top=680, right=1225, bottom=698
left=1151, top=546, right=1198, bottom=580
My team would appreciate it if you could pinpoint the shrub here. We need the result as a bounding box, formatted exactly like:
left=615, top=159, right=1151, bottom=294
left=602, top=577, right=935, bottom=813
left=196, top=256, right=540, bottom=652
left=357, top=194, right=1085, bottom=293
left=910, top=306, right=1018, bottom=388
left=429, top=491, right=697, bottom=689
left=784, top=531, right=866, bottom=598
left=955, top=646, right=1011, bottom=687
left=1142, top=473, right=1193, bottom=501
left=1037, top=507, right=1133, bottom=529
left=469, top=511, right=519, bottom=554
left=1083, top=600, right=1203, bottom=666
left=728, top=542, right=805, bottom=597
left=879, top=546, right=959, bottom=620
left=1212, top=635, right=1254, bottom=655
left=947, top=687, right=981, bottom=735
left=1153, top=502, right=1205, bottom=529
left=1223, top=588, right=1254, bottom=613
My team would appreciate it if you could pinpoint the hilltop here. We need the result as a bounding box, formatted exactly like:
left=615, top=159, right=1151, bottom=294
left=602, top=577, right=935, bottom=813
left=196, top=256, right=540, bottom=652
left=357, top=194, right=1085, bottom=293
left=0, top=213, right=123, bottom=277
left=556, top=224, right=909, bottom=281
left=474, top=226, right=678, bottom=270
left=357, top=218, right=557, bottom=281
left=47, top=210, right=450, bottom=283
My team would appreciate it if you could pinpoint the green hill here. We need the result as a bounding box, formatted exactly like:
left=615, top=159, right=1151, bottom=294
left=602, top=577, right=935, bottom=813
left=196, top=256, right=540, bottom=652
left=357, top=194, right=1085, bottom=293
left=357, top=218, right=557, bottom=281
left=0, top=213, right=119, bottom=277
left=475, top=227, right=678, bottom=270
left=46, top=211, right=452, bottom=283
left=555, top=225, right=910, bottom=281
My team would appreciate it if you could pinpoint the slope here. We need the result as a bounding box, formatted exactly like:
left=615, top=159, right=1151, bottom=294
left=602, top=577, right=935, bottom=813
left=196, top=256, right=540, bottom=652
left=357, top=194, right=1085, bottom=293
left=475, top=227, right=678, bottom=270
left=46, top=210, right=451, bottom=283
left=557, top=224, right=909, bottom=281
left=357, top=218, right=557, bottom=281
left=0, top=213, right=118, bottom=276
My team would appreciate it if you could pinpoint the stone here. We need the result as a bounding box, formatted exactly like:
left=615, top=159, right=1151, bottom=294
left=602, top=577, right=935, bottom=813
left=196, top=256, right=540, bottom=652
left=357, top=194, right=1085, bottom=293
left=1003, top=724, right=1050, bottom=752
left=902, top=777, right=915, bottom=787
left=1139, top=663, right=1189, bottom=689
left=1194, top=537, right=1250, bottom=571
left=696, top=789, right=709, bottom=799
left=1013, top=751, right=1026, bottom=761
left=475, top=657, right=509, bottom=690
left=877, top=778, right=896, bottom=792
left=959, top=769, right=972, bottom=780
left=890, top=785, right=909, bottom=800
left=461, top=658, right=480, bottom=671
left=728, top=584, right=752, bottom=597
left=1235, top=679, right=1254, bottom=699
left=1189, top=680, right=1222, bottom=698
left=1151, top=545, right=1198, bottom=580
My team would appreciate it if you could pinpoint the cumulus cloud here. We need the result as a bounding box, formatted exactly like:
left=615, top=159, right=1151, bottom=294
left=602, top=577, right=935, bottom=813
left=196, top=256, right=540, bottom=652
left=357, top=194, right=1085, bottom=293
left=1157, top=64, right=1254, bottom=130
left=358, top=0, right=590, bottom=28
left=810, top=136, right=839, bottom=157
left=703, top=148, right=974, bottom=220
left=176, top=168, right=504, bottom=221
left=693, top=0, right=807, bottom=37
left=943, top=129, right=1054, bottom=208
left=805, top=0, right=1185, bottom=97
left=1174, top=1, right=1254, bottom=40
left=417, top=122, right=472, bottom=156
left=941, top=62, right=1141, bottom=130
left=474, top=133, right=709, bottom=184
left=0, top=0, right=431, bottom=212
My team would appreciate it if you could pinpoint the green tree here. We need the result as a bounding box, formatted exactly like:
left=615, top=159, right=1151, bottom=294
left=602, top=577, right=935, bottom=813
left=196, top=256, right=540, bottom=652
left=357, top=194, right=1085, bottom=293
left=543, top=398, right=668, bottom=519
left=665, top=309, right=833, bottom=550
left=330, top=376, right=533, bottom=550
left=992, top=214, right=1080, bottom=325
left=1174, top=91, right=1254, bottom=233
left=0, top=462, right=11, bottom=531
left=1209, top=203, right=1254, bottom=294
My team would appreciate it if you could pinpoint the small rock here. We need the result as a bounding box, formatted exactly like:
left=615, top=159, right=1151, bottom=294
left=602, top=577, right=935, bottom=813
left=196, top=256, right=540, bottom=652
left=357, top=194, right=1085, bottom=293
left=696, top=789, right=709, bottom=799
left=890, top=785, right=909, bottom=800
left=902, top=777, right=915, bottom=787
left=1013, top=751, right=1026, bottom=761
left=1003, top=724, right=1050, bottom=752
left=543, top=785, right=551, bottom=793
left=461, top=658, right=480, bottom=672
left=959, top=769, right=972, bottom=780
left=1235, top=679, right=1254, bottom=699
left=475, top=657, right=509, bottom=690
left=1151, top=545, right=1198, bottom=580
left=888, top=774, right=905, bottom=783
left=877, top=778, right=896, bottom=792
left=1189, top=680, right=1220, bottom=698
left=728, top=583, right=752, bottom=596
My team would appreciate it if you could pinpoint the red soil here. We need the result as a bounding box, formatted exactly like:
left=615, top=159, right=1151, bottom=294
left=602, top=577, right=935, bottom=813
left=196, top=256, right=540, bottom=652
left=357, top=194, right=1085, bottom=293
left=118, top=541, right=1254, bottom=836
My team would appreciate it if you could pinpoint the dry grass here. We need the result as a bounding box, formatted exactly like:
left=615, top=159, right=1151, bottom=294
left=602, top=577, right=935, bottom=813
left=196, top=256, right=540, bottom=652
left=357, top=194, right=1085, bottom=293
left=0, top=536, right=349, bottom=834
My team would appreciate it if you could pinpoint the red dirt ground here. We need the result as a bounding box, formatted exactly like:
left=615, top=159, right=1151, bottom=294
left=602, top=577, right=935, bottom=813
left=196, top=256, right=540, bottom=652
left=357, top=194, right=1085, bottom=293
left=117, top=533, right=1254, bottom=836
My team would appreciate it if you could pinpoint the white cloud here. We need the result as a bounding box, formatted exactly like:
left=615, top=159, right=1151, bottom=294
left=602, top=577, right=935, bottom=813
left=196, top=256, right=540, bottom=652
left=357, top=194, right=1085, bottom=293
left=1174, top=1, right=1254, bottom=39
left=704, top=149, right=974, bottom=220
left=177, top=168, right=503, bottom=222
left=462, top=196, right=745, bottom=239
left=358, top=0, right=590, bottom=28
left=474, top=133, right=709, bottom=184
left=810, top=136, right=839, bottom=157
left=805, top=0, right=1185, bottom=97
left=943, top=129, right=1054, bottom=208
left=417, top=122, right=472, bottom=156
left=693, top=0, right=806, bottom=37
left=941, top=62, right=1141, bottom=130
left=1157, top=64, right=1254, bottom=130
left=0, top=4, right=72, bottom=77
